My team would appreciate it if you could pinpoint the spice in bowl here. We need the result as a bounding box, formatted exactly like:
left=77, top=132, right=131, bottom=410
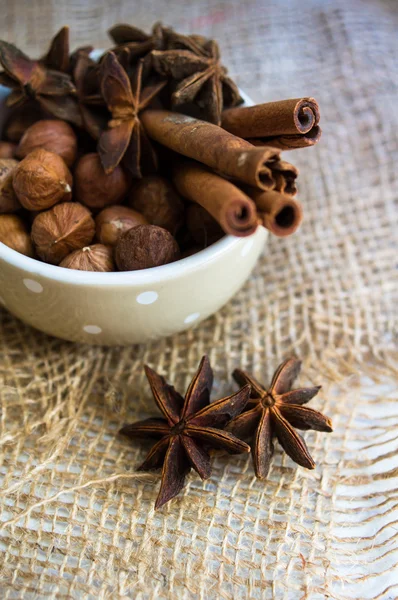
left=0, top=23, right=322, bottom=272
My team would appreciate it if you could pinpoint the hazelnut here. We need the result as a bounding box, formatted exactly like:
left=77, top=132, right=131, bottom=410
left=0, top=214, right=34, bottom=257
left=0, top=142, right=17, bottom=159
left=128, top=176, right=184, bottom=234
left=16, top=120, right=78, bottom=167
left=13, top=149, right=72, bottom=211
left=115, top=224, right=180, bottom=271
left=75, top=153, right=129, bottom=209
left=31, top=202, right=95, bottom=264
left=60, top=244, right=114, bottom=272
left=0, top=159, right=21, bottom=214
left=95, top=205, right=148, bottom=246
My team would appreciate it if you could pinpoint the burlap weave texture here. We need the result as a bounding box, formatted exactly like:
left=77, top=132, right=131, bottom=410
left=0, top=0, right=397, bottom=598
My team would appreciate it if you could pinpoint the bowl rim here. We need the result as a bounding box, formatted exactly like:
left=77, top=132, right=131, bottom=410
left=0, top=87, right=257, bottom=286
left=0, top=233, right=263, bottom=286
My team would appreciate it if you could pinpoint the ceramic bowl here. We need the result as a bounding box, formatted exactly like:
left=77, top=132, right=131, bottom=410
left=0, top=87, right=268, bottom=345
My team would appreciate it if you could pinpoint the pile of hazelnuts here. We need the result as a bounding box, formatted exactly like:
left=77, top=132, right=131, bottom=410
left=0, top=119, right=216, bottom=272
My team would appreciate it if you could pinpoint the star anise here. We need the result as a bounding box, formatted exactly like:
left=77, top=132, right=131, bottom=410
left=0, top=39, right=81, bottom=126
left=40, top=26, right=70, bottom=72
left=98, top=51, right=166, bottom=176
left=108, top=23, right=168, bottom=85
left=151, top=31, right=242, bottom=125
left=228, top=358, right=332, bottom=478
left=73, top=49, right=108, bottom=139
left=120, top=356, right=251, bottom=509
left=109, top=21, right=166, bottom=60
left=69, top=45, right=94, bottom=75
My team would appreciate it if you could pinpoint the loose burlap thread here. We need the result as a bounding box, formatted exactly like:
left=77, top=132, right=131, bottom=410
left=0, top=0, right=397, bottom=598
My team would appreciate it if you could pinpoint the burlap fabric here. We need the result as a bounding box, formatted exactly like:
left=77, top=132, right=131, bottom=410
left=1, top=0, right=397, bottom=598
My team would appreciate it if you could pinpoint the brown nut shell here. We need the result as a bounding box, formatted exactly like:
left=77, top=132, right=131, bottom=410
left=0, top=214, right=34, bottom=257
left=0, top=159, right=21, bottom=214
left=60, top=244, right=114, bottom=272
left=75, top=153, right=129, bottom=209
left=31, top=202, right=95, bottom=264
left=95, top=205, right=148, bottom=246
left=13, top=149, right=72, bottom=211
left=115, top=224, right=180, bottom=271
left=0, top=142, right=17, bottom=159
left=128, top=176, right=184, bottom=234
left=16, top=120, right=78, bottom=167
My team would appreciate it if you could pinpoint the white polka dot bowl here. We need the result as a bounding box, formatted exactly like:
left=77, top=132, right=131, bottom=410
left=0, top=86, right=267, bottom=345
left=0, top=228, right=267, bottom=345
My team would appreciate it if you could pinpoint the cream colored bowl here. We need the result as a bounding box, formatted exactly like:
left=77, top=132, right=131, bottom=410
left=0, top=86, right=267, bottom=345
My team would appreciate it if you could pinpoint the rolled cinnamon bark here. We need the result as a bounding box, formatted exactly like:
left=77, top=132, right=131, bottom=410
left=221, top=98, right=320, bottom=139
left=245, top=188, right=303, bottom=237
left=271, top=159, right=298, bottom=196
left=173, top=160, right=259, bottom=237
left=248, top=126, right=322, bottom=150
left=140, top=109, right=280, bottom=190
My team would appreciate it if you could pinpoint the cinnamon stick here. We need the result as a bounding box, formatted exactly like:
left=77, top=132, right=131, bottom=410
left=221, top=98, right=320, bottom=139
left=245, top=188, right=303, bottom=237
left=248, top=126, right=322, bottom=150
left=271, top=159, right=298, bottom=196
left=140, top=109, right=280, bottom=190
left=173, top=159, right=259, bottom=237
